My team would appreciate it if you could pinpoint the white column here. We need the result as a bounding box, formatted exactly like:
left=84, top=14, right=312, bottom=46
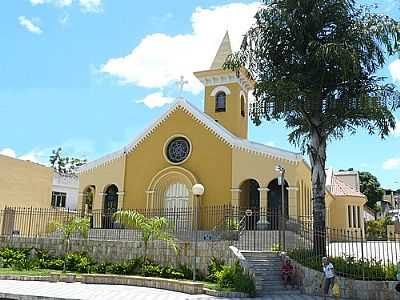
left=230, top=188, right=241, bottom=208
left=145, top=190, right=155, bottom=209
left=117, top=192, right=125, bottom=210
left=257, top=187, right=270, bottom=229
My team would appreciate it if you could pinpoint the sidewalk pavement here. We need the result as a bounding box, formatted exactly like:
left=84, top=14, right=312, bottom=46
left=0, top=279, right=328, bottom=300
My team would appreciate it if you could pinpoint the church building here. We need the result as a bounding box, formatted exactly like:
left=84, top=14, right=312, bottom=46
left=78, top=33, right=366, bottom=232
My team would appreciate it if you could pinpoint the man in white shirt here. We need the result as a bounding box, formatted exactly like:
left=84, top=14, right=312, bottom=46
left=322, top=257, right=335, bottom=299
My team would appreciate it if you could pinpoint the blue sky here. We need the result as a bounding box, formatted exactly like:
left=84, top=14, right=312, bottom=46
left=1, top=0, right=400, bottom=189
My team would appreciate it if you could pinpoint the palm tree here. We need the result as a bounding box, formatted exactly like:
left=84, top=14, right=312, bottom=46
left=113, top=210, right=178, bottom=258
left=48, top=217, right=90, bottom=270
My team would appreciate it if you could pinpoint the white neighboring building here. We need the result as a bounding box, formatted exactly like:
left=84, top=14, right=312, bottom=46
left=52, top=173, right=79, bottom=210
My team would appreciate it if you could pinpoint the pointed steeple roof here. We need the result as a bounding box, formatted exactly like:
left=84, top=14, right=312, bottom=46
left=210, top=31, right=232, bottom=69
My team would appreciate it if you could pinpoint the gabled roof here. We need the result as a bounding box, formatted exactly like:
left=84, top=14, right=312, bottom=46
left=326, top=169, right=365, bottom=197
left=210, top=31, right=233, bottom=69
left=78, top=98, right=303, bottom=173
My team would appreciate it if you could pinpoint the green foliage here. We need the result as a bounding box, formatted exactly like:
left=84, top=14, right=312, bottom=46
left=366, top=217, right=393, bottom=240
left=206, top=256, right=225, bottom=283
left=215, top=261, right=256, bottom=297
left=113, top=210, right=178, bottom=256
left=359, top=171, right=384, bottom=208
left=48, top=217, right=90, bottom=250
left=224, top=0, right=400, bottom=253
left=287, top=248, right=396, bottom=280
left=271, top=243, right=281, bottom=252
left=49, top=147, right=87, bottom=175
left=63, top=252, right=94, bottom=273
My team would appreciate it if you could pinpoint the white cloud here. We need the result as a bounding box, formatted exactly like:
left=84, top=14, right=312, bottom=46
left=0, top=148, right=17, bottom=158
left=18, top=16, right=42, bottom=34
left=383, top=158, right=400, bottom=170
left=101, top=2, right=260, bottom=94
left=19, top=151, right=41, bottom=163
left=389, top=59, right=400, bottom=82
left=0, top=148, right=41, bottom=163
left=30, top=0, right=101, bottom=12
left=265, top=141, right=276, bottom=147
left=136, top=92, right=174, bottom=109
left=79, top=0, right=102, bottom=13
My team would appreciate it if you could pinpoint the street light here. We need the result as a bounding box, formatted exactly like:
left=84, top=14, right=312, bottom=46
left=275, top=165, right=286, bottom=251
left=192, top=183, right=204, bottom=281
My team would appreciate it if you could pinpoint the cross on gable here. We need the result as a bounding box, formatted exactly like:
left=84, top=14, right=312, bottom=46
left=176, top=75, right=189, bottom=98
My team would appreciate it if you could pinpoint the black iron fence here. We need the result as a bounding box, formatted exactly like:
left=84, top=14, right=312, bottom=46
left=1, top=206, right=400, bottom=280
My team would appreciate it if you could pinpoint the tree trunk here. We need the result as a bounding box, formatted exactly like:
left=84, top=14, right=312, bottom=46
left=309, top=126, right=327, bottom=256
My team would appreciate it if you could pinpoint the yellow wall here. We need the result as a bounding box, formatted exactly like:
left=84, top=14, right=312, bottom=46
left=0, top=154, right=53, bottom=209
left=123, top=108, right=232, bottom=209
left=202, top=79, right=248, bottom=139
left=328, top=195, right=366, bottom=235
left=78, top=155, right=125, bottom=210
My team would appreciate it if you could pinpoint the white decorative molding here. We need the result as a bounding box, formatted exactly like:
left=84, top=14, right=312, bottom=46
left=145, top=190, right=155, bottom=194
left=78, top=98, right=303, bottom=173
left=286, top=187, right=299, bottom=191
left=98, top=192, right=105, bottom=196
left=116, top=192, right=125, bottom=196
left=210, top=85, right=231, bottom=96
left=230, top=188, right=241, bottom=193
left=258, top=187, right=270, bottom=192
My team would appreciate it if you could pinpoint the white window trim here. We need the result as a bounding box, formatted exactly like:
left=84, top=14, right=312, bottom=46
left=210, top=86, right=231, bottom=96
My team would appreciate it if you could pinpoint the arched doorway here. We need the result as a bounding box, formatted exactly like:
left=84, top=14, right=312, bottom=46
left=102, top=184, right=119, bottom=229
left=163, top=182, right=191, bottom=230
left=239, top=179, right=260, bottom=230
left=82, top=185, right=95, bottom=228
left=267, top=178, right=288, bottom=229
left=82, top=185, right=95, bottom=211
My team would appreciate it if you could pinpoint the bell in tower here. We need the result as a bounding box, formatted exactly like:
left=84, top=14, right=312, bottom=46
left=194, top=31, right=254, bottom=139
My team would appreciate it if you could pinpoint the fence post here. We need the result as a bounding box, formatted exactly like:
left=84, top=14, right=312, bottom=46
left=27, top=206, right=33, bottom=237
left=361, top=229, right=365, bottom=280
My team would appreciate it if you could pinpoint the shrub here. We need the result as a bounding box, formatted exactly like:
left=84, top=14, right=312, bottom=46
left=215, top=261, right=255, bottom=296
left=287, top=248, right=397, bottom=281
left=176, top=264, right=193, bottom=280
left=63, top=252, right=94, bottom=273
left=0, top=248, right=30, bottom=268
left=207, top=256, right=225, bottom=283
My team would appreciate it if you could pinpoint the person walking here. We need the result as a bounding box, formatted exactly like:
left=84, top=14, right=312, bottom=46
left=322, top=257, right=335, bottom=299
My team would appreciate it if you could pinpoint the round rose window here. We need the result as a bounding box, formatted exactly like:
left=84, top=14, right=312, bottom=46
left=166, top=137, right=191, bottom=164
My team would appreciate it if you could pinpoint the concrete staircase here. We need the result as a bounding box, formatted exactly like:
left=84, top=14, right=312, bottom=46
left=241, top=251, right=301, bottom=296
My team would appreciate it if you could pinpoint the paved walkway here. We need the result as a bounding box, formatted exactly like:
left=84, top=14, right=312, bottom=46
left=0, top=280, right=327, bottom=300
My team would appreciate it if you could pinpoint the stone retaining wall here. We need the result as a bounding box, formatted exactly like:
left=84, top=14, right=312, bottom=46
left=292, top=260, right=400, bottom=300
left=0, top=236, right=236, bottom=274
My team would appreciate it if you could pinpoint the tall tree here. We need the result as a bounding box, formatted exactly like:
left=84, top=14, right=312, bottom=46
left=359, top=171, right=384, bottom=209
left=226, top=0, right=400, bottom=254
left=49, top=147, right=87, bottom=175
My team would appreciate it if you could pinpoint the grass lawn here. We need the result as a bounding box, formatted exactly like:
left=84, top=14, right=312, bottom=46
left=202, top=282, right=235, bottom=292
left=0, top=268, right=60, bottom=276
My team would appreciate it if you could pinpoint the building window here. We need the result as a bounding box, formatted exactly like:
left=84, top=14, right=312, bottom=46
left=352, top=206, right=357, bottom=228
left=51, top=191, right=66, bottom=208
left=215, top=91, right=226, bottom=112
left=348, top=205, right=351, bottom=228
left=241, top=95, right=245, bottom=117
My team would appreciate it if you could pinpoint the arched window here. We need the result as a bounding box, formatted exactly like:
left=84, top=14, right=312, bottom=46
left=215, top=91, right=226, bottom=112
left=240, top=95, right=245, bottom=117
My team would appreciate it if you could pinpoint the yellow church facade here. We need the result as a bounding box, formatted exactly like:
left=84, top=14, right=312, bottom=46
left=78, top=33, right=366, bottom=233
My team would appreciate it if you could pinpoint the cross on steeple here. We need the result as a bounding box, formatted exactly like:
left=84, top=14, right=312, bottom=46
left=176, top=75, right=189, bottom=98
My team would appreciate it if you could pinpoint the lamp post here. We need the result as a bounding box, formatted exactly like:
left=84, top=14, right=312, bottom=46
left=275, top=165, right=286, bottom=251
left=192, top=183, right=204, bottom=281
